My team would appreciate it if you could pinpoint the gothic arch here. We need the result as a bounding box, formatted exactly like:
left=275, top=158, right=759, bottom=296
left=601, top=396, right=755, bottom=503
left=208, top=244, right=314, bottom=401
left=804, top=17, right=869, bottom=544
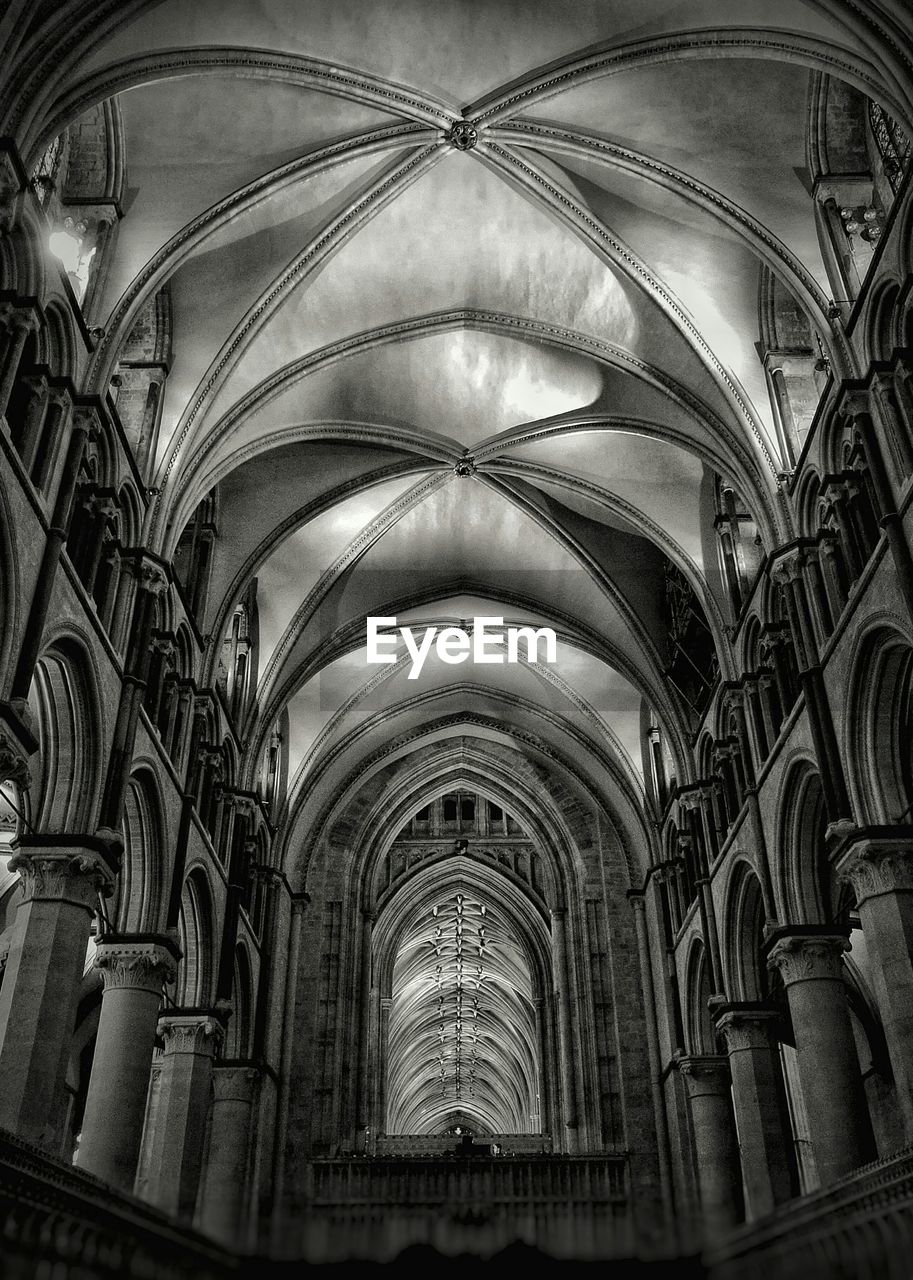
left=684, top=938, right=715, bottom=1055
left=28, top=634, right=103, bottom=832
left=723, top=860, right=769, bottom=1002
left=776, top=759, right=831, bottom=925
left=116, top=766, right=167, bottom=933
left=846, top=621, right=913, bottom=824
left=175, top=866, right=216, bottom=1007
left=226, top=942, right=253, bottom=1060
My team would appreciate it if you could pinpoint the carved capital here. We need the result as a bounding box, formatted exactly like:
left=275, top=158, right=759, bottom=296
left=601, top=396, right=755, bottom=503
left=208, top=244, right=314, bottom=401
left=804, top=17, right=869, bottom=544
left=677, top=783, right=714, bottom=813
left=0, top=149, right=23, bottom=234
left=715, top=1006, right=780, bottom=1054
left=676, top=1053, right=731, bottom=1095
left=132, top=555, right=169, bottom=597
left=212, top=1064, right=260, bottom=1104
left=769, top=547, right=809, bottom=587
left=8, top=846, right=116, bottom=907
left=0, top=305, right=38, bottom=337
left=0, top=729, right=31, bottom=789
left=158, top=1012, right=224, bottom=1056
left=837, top=841, right=913, bottom=904
left=767, top=932, right=849, bottom=985
left=94, top=937, right=179, bottom=993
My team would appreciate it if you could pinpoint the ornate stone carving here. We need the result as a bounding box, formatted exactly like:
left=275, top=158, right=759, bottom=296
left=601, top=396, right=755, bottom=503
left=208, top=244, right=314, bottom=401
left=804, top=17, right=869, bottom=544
left=769, top=547, right=810, bottom=587
left=454, top=456, right=476, bottom=476
left=676, top=1054, right=731, bottom=1091
left=8, top=848, right=116, bottom=907
left=715, top=1008, right=780, bottom=1054
left=838, top=843, right=913, bottom=904
left=131, top=555, right=169, bottom=596
left=767, top=933, right=849, bottom=985
left=94, top=939, right=178, bottom=993
left=158, top=1013, right=224, bottom=1055
left=449, top=122, right=479, bottom=151
left=212, top=1065, right=260, bottom=1104
left=0, top=729, right=31, bottom=789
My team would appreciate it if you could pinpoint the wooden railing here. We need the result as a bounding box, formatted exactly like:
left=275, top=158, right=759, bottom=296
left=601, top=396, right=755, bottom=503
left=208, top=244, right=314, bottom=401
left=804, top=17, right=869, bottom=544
left=705, top=1146, right=913, bottom=1280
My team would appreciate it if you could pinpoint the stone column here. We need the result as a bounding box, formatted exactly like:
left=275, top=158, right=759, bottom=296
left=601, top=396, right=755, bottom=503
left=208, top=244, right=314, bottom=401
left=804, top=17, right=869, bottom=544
left=9, top=403, right=95, bottom=705
left=677, top=1054, right=742, bottom=1235
left=197, top=1064, right=260, bottom=1244
left=0, top=307, right=35, bottom=419
left=140, top=1010, right=224, bottom=1219
left=75, top=935, right=180, bottom=1189
left=550, top=907, right=578, bottom=1151
left=714, top=1003, right=794, bottom=1218
left=629, top=891, right=674, bottom=1220
left=767, top=928, right=870, bottom=1183
left=771, top=547, right=851, bottom=821
left=0, top=836, right=117, bottom=1145
left=837, top=834, right=913, bottom=1140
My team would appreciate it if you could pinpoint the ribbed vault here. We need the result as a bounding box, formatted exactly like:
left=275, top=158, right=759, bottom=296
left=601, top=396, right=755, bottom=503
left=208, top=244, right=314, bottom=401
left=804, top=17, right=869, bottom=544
left=386, top=884, right=538, bottom=1135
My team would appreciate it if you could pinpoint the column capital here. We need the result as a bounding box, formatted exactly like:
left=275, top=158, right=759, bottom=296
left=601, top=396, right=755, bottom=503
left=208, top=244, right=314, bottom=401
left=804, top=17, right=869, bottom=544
left=8, top=837, right=118, bottom=907
left=94, top=933, right=180, bottom=993
left=0, top=303, right=39, bottom=336
left=0, top=699, right=37, bottom=785
left=832, top=828, right=913, bottom=904
left=158, top=1009, right=226, bottom=1055
left=769, top=541, right=819, bottom=586
left=212, top=1063, right=260, bottom=1104
left=675, top=1053, right=731, bottom=1093
left=0, top=727, right=32, bottom=789
left=765, top=927, right=850, bottom=985
left=713, top=1002, right=782, bottom=1053
left=132, top=554, right=170, bottom=596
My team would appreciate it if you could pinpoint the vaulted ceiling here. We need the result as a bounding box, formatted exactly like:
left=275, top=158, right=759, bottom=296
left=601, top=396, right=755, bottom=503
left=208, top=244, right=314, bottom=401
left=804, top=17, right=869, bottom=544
left=17, top=0, right=893, bottom=874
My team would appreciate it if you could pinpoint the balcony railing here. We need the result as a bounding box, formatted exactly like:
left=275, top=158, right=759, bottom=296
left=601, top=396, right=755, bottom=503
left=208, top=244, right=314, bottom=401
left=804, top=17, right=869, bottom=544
left=0, top=1128, right=235, bottom=1280
left=705, top=1145, right=913, bottom=1280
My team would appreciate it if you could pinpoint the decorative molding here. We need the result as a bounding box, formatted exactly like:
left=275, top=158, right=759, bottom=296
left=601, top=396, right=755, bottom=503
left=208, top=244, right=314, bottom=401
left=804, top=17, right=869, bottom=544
left=449, top=122, right=479, bottom=151
left=464, top=30, right=904, bottom=127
